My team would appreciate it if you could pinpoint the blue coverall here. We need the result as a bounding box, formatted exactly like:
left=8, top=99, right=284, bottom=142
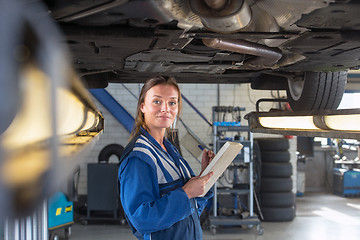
left=118, top=127, right=212, bottom=240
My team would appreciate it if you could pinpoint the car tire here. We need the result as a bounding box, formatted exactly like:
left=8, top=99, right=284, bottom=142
left=260, top=192, right=295, bottom=208
left=260, top=177, right=293, bottom=192
left=98, top=144, right=124, bottom=163
left=261, top=162, right=293, bottom=177
left=287, top=71, right=347, bottom=111
left=261, top=151, right=290, bottom=162
left=261, top=206, right=296, bottom=222
left=255, top=138, right=289, bottom=151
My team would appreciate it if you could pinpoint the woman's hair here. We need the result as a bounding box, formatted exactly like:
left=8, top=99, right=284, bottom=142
left=131, top=75, right=182, bottom=137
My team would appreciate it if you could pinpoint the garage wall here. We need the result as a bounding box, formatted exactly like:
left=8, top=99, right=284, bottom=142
left=77, top=83, right=297, bottom=195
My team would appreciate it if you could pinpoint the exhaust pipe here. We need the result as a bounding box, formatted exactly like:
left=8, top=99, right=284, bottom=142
left=202, top=38, right=282, bottom=67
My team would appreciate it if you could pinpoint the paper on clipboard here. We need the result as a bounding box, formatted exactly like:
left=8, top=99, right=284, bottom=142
left=199, top=141, right=243, bottom=197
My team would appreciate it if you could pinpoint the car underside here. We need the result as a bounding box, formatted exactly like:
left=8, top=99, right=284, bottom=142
left=43, top=0, right=360, bottom=110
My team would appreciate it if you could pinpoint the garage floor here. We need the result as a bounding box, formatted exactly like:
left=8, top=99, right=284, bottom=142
left=70, top=193, right=360, bottom=240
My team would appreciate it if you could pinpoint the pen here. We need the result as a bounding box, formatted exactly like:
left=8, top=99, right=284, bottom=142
left=198, top=145, right=204, bottom=151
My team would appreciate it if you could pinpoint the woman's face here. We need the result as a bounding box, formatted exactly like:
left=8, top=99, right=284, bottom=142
left=141, top=84, right=179, bottom=131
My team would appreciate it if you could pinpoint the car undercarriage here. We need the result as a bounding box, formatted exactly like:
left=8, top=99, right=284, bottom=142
left=45, top=0, right=360, bottom=110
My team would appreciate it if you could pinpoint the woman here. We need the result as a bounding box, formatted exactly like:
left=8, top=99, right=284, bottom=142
left=118, top=76, right=214, bottom=240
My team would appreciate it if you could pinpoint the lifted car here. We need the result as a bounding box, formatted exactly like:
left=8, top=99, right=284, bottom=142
left=45, top=0, right=360, bottom=111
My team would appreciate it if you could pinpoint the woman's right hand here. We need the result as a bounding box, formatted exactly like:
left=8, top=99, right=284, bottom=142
left=182, top=172, right=214, bottom=199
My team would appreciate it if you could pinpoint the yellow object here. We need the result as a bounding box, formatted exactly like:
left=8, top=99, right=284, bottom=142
left=65, top=205, right=72, bottom=213
left=56, top=208, right=62, bottom=216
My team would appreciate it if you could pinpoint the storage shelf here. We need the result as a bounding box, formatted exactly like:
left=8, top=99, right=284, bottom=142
left=216, top=125, right=250, bottom=132
left=211, top=108, right=262, bottom=234
left=209, top=216, right=261, bottom=226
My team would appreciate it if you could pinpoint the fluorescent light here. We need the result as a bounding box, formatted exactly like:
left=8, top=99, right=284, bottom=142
left=325, top=114, right=360, bottom=131
left=82, top=111, right=97, bottom=131
left=0, top=63, right=103, bottom=188
left=1, top=65, right=52, bottom=149
left=245, top=108, right=360, bottom=139
left=1, top=65, right=101, bottom=150
left=259, top=116, right=319, bottom=130
left=57, top=88, right=86, bottom=135
left=258, top=114, right=360, bottom=131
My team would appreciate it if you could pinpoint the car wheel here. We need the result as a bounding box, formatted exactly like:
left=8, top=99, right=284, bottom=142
left=286, top=71, right=347, bottom=111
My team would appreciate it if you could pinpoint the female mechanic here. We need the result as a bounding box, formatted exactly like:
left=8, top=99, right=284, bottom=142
left=118, top=75, right=214, bottom=240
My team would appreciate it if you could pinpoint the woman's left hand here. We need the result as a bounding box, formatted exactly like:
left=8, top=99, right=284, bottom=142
left=201, top=149, right=215, bottom=174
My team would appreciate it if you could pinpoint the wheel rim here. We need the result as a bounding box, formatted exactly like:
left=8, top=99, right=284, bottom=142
left=287, top=76, right=305, bottom=101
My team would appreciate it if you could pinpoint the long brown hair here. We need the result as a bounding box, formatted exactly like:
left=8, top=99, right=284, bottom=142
left=131, top=76, right=182, bottom=137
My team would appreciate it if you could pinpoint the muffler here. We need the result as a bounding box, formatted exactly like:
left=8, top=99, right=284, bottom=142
left=190, top=0, right=252, bottom=33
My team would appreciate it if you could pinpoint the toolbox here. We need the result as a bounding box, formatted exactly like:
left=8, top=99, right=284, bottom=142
left=48, top=192, right=74, bottom=239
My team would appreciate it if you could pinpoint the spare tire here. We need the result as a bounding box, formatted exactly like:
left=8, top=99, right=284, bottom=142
left=260, top=192, right=295, bottom=208
left=261, top=206, right=296, bottom=222
left=261, top=151, right=291, bottom=163
left=98, top=144, right=124, bottom=163
left=261, top=162, right=293, bottom=178
left=260, top=177, right=293, bottom=192
left=255, top=138, right=289, bottom=151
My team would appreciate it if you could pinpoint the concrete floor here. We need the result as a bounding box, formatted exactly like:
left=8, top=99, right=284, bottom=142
left=69, top=193, right=360, bottom=240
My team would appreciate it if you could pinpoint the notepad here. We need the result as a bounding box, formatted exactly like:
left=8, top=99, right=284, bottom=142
left=199, top=141, right=243, bottom=197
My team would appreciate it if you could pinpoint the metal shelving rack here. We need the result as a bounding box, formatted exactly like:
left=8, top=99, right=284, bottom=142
left=209, top=106, right=262, bottom=235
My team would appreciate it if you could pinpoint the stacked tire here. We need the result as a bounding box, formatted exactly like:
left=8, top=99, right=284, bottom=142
left=256, top=138, right=296, bottom=221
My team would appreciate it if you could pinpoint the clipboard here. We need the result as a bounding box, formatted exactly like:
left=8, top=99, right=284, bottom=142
left=199, top=141, right=243, bottom=197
